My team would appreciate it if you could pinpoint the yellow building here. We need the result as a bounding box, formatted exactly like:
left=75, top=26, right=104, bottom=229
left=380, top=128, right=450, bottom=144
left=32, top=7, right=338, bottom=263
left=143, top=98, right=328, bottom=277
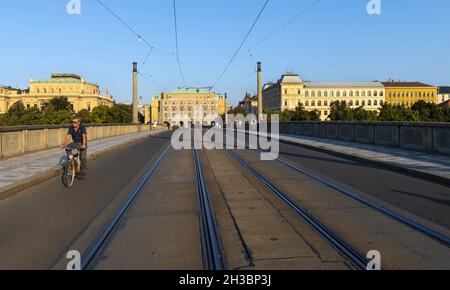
left=383, top=81, right=437, bottom=106
left=263, top=73, right=386, bottom=120
left=0, top=73, right=114, bottom=114
left=151, top=88, right=227, bottom=126
left=0, top=86, right=22, bottom=113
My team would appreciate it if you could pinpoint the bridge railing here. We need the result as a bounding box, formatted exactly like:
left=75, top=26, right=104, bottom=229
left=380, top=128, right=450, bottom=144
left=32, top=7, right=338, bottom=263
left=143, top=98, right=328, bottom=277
left=280, top=121, right=450, bottom=156
left=0, top=123, right=156, bottom=159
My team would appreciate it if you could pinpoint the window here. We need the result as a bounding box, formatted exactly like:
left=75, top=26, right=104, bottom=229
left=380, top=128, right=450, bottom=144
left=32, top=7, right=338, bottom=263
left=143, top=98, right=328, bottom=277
left=298, top=90, right=301, bottom=95
left=311, top=100, right=316, bottom=106
left=343, top=91, right=347, bottom=97
left=374, top=91, right=378, bottom=97
left=356, top=100, right=360, bottom=106
left=362, top=100, right=366, bottom=106
left=349, top=91, right=353, bottom=97
left=330, top=91, right=334, bottom=97
left=349, top=100, right=354, bottom=106
left=336, top=91, right=340, bottom=97
left=380, top=91, right=384, bottom=97
left=356, top=91, right=360, bottom=97
left=311, top=91, right=316, bottom=97
left=362, top=91, right=366, bottom=97
left=318, top=100, right=322, bottom=106
left=368, top=91, right=372, bottom=97
left=305, top=91, right=309, bottom=97
left=324, top=100, right=328, bottom=106
left=305, top=101, right=309, bottom=106
left=368, top=100, right=372, bottom=106
left=374, top=100, right=378, bottom=106
left=318, top=91, right=322, bottom=97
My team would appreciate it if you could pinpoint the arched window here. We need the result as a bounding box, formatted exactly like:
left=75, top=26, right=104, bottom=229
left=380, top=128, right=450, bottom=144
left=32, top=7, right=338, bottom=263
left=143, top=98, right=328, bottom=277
left=362, top=91, right=366, bottom=97
left=324, top=100, right=328, bottom=106
left=318, top=100, right=322, bottom=106
left=368, top=91, right=372, bottom=97
left=305, top=101, right=309, bottom=106
left=362, top=100, right=366, bottom=106
left=356, top=100, right=360, bottom=106
left=336, top=91, right=340, bottom=97
left=311, top=91, right=316, bottom=97
left=374, top=91, right=378, bottom=97
left=380, top=91, right=384, bottom=97
left=374, top=100, right=378, bottom=106
left=305, top=91, right=309, bottom=97
left=349, top=100, right=354, bottom=106
left=356, top=91, right=360, bottom=97
left=330, top=91, right=334, bottom=97
left=343, top=91, right=347, bottom=97
left=380, top=100, right=384, bottom=105
left=350, top=91, right=354, bottom=97
left=324, top=91, right=328, bottom=97
left=311, top=100, right=316, bottom=106
left=368, top=100, right=372, bottom=106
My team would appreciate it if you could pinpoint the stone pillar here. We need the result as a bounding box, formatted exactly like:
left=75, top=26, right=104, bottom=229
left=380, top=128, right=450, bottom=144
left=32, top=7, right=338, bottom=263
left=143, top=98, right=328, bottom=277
left=257, top=62, right=263, bottom=119
left=133, top=62, right=139, bottom=124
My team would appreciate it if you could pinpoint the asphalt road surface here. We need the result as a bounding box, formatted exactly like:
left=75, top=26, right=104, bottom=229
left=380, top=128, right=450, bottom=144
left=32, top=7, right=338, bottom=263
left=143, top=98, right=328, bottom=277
left=277, top=141, right=450, bottom=229
left=0, top=131, right=172, bottom=270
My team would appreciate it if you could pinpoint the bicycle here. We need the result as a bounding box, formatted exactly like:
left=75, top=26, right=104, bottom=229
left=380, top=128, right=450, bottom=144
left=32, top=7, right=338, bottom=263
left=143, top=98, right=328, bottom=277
left=62, top=146, right=81, bottom=188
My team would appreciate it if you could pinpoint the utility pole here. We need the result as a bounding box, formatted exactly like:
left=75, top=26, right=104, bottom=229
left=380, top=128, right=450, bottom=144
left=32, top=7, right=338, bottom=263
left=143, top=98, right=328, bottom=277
left=132, top=62, right=139, bottom=124
left=257, top=62, right=263, bottom=120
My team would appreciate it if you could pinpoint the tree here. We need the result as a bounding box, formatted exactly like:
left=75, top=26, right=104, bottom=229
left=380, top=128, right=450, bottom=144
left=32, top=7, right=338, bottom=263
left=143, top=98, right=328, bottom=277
left=90, top=105, right=113, bottom=124
left=47, top=96, right=73, bottom=112
left=290, top=105, right=311, bottom=121
left=77, top=109, right=92, bottom=124
left=110, top=104, right=133, bottom=123
left=42, top=104, right=72, bottom=124
left=329, top=101, right=353, bottom=121
left=21, top=107, right=43, bottom=125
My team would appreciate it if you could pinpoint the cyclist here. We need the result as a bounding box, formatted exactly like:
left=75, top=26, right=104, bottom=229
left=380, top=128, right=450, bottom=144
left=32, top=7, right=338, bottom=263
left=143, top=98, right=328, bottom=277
left=62, top=116, right=88, bottom=179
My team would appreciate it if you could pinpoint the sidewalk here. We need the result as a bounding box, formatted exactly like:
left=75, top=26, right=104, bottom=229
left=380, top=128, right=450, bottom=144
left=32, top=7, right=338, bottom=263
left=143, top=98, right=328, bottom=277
left=0, top=130, right=167, bottom=199
left=278, top=133, right=450, bottom=184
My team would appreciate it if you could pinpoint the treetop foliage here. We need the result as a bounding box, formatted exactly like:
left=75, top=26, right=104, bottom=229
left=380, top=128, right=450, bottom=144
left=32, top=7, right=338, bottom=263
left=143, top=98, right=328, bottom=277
left=0, top=97, right=142, bottom=126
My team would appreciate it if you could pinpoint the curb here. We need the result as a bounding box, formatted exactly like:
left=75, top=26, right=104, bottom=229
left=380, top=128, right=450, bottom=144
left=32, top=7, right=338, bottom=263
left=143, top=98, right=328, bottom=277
left=278, top=137, right=450, bottom=188
left=0, top=130, right=168, bottom=201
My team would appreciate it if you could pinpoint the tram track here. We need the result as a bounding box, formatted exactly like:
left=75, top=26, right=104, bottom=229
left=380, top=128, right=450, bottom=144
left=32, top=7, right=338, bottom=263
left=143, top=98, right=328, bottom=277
left=80, top=144, right=172, bottom=270
left=228, top=150, right=369, bottom=270
left=194, top=149, right=227, bottom=270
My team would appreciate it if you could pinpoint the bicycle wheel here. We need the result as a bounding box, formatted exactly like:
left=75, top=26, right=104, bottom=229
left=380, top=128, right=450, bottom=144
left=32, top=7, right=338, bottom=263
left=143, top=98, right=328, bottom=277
left=62, top=162, right=76, bottom=188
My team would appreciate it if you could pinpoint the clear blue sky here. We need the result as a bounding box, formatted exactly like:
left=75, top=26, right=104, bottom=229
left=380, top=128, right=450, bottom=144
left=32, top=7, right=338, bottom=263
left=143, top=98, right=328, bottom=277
left=1, top=0, right=449, bottom=105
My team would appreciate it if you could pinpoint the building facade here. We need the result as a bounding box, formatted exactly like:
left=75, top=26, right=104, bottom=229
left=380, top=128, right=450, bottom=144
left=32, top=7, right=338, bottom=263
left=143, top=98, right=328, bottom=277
left=0, top=74, right=114, bottom=114
left=383, top=81, right=437, bottom=107
left=238, top=93, right=258, bottom=115
left=437, top=86, right=450, bottom=105
left=0, top=86, right=22, bottom=114
left=151, top=88, right=227, bottom=126
left=262, top=74, right=386, bottom=120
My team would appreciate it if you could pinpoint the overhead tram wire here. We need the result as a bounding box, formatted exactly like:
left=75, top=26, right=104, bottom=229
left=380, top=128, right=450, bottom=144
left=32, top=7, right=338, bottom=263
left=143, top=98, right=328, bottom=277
left=210, top=0, right=271, bottom=91
left=142, top=47, right=155, bottom=69
left=172, top=0, right=188, bottom=88
left=249, top=0, right=322, bottom=52
left=137, top=71, right=167, bottom=92
left=95, top=0, right=156, bottom=51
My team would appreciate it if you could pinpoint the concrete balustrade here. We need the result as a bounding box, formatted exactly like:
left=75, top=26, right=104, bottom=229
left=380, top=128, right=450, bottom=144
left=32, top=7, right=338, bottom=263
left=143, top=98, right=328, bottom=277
left=280, top=121, right=450, bottom=156
left=0, top=124, right=152, bottom=159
